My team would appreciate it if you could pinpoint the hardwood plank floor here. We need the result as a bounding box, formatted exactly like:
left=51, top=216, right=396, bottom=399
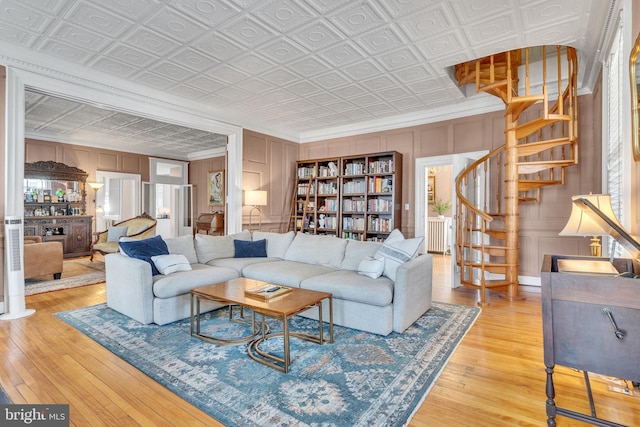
left=1, top=254, right=638, bottom=426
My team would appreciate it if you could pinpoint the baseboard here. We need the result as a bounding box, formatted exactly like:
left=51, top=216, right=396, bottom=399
left=486, top=273, right=541, bottom=293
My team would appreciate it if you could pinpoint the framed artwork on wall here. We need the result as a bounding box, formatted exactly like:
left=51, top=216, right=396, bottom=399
left=208, top=170, right=224, bottom=206
left=427, top=176, right=436, bottom=204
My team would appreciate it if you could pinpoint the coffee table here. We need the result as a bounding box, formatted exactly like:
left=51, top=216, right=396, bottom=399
left=190, top=277, right=333, bottom=373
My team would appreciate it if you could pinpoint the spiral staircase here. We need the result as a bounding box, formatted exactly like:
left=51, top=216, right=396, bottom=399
left=454, top=46, right=579, bottom=306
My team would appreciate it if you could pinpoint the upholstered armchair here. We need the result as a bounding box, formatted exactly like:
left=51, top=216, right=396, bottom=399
left=90, top=213, right=157, bottom=261
left=24, top=236, right=63, bottom=280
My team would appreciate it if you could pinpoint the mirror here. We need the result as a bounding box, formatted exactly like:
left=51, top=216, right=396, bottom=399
left=631, top=32, right=640, bottom=161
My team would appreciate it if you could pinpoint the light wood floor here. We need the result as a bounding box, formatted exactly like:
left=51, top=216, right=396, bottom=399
left=1, top=254, right=638, bottom=426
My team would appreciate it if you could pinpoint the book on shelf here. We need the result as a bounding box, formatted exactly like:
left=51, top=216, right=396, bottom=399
left=244, top=284, right=292, bottom=301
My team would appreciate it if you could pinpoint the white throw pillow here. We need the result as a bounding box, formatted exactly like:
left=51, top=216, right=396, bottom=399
left=151, top=254, right=192, bottom=275
left=375, top=229, right=424, bottom=281
left=107, top=226, right=128, bottom=242
left=357, top=255, right=385, bottom=279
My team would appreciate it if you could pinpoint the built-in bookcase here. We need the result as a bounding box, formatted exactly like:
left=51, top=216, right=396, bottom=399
left=292, top=151, right=402, bottom=241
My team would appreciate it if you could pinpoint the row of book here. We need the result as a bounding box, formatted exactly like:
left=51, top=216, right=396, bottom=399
left=317, top=182, right=338, bottom=194
left=368, top=159, right=394, bottom=174
left=342, top=199, right=366, bottom=212
left=367, top=217, right=393, bottom=232
left=368, top=176, right=392, bottom=193
left=343, top=217, right=365, bottom=231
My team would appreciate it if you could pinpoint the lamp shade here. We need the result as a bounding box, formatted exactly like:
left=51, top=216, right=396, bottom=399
left=559, top=194, right=616, bottom=236
left=245, top=190, right=267, bottom=206
left=87, top=182, right=104, bottom=191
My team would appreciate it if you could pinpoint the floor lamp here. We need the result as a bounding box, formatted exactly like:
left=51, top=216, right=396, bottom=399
left=87, top=182, right=104, bottom=233
left=245, top=190, right=267, bottom=231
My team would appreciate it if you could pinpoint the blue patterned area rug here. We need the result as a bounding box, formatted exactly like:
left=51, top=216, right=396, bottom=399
left=56, top=302, right=480, bottom=426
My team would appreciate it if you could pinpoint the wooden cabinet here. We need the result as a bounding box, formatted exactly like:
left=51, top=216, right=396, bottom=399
left=23, top=161, right=92, bottom=258
left=293, top=151, right=402, bottom=241
left=541, top=254, right=640, bottom=426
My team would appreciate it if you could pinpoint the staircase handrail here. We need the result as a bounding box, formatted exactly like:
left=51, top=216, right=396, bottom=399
left=455, top=144, right=506, bottom=223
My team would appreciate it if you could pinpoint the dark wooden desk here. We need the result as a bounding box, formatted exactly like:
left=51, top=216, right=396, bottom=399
left=541, top=254, right=640, bottom=427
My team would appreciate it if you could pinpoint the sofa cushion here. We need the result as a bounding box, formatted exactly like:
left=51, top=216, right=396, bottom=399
left=242, top=260, right=335, bottom=288
left=107, top=226, right=129, bottom=242
left=357, top=255, right=385, bottom=279
left=208, top=257, right=279, bottom=274
left=164, top=234, right=198, bottom=264
left=283, top=233, right=347, bottom=269
left=151, top=254, right=192, bottom=275
left=252, top=231, right=295, bottom=258
left=375, top=229, right=424, bottom=281
left=300, top=270, right=393, bottom=307
left=234, top=239, right=267, bottom=258
left=341, top=240, right=382, bottom=270
left=194, top=230, right=251, bottom=263
left=119, top=235, right=169, bottom=275
left=152, top=264, right=239, bottom=298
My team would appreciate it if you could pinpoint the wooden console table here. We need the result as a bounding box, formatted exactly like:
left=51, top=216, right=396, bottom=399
left=541, top=254, right=640, bottom=427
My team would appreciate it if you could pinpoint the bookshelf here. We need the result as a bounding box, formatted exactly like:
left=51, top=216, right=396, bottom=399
left=292, top=151, right=402, bottom=241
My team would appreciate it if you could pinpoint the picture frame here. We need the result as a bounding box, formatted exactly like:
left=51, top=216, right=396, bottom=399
left=427, top=176, right=436, bottom=204
left=208, top=170, right=224, bottom=206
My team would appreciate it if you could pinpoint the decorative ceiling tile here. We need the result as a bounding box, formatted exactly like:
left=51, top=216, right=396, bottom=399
left=0, top=22, right=37, bottom=47
left=215, top=86, right=254, bottom=101
left=286, top=55, right=330, bottom=77
left=323, top=99, right=355, bottom=112
left=357, top=25, right=406, bottom=55
left=259, top=37, right=307, bottom=64
left=389, top=95, right=424, bottom=110
left=102, top=43, right=158, bottom=67
left=254, top=0, right=315, bottom=32
left=21, top=0, right=70, bottom=14
left=376, top=46, right=421, bottom=71
left=397, top=6, right=454, bottom=41
left=235, top=77, right=275, bottom=93
left=359, top=75, right=396, bottom=91
left=38, top=39, right=93, bottom=63
left=89, top=57, right=139, bottom=78
left=415, top=31, right=466, bottom=60
left=0, top=0, right=53, bottom=32
left=170, top=47, right=219, bottom=72
left=130, top=71, right=177, bottom=90
left=378, top=0, right=435, bottom=18
left=392, top=64, right=434, bottom=83
left=260, top=67, right=301, bottom=86
left=342, top=59, right=383, bottom=80
left=318, top=40, right=365, bottom=67
left=49, top=22, right=109, bottom=51
left=169, top=0, right=240, bottom=27
left=361, top=102, right=396, bottom=116
left=377, top=86, right=410, bottom=100
left=306, top=91, right=341, bottom=105
left=148, top=61, right=194, bottom=82
left=65, top=2, right=131, bottom=38
left=183, top=75, right=227, bottom=92
left=228, top=52, right=277, bottom=74
left=204, top=64, right=250, bottom=85
left=305, top=0, right=352, bottom=14
left=261, top=87, right=297, bottom=103
left=463, top=13, right=517, bottom=45
left=166, top=84, right=208, bottom=99
left=193, top=33, right=246, bottom=61
left=448, top=0, right=514, bottom=24
left=93, top=0, right=160, bottom=21
left=349, top=93, right=384, bottom=106
left=124, top=27, right=182, bottom=56
left=219, top=14, right=278, bottom=48
left=332, top=83, right=367, bottom=99
left=144, top=6, right=209, bottom=44
left=329, top=2, right=386, bottom=36
left=284, top=80, right=322, bottom=97
left=312, top=70, right=349, bottom=89
left=290, top=19, right=342, bottom=51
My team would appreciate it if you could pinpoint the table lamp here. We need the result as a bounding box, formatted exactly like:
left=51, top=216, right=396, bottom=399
left=559, top=194, right=617, bottom=257
left=245, top=190, right=267, bottom=231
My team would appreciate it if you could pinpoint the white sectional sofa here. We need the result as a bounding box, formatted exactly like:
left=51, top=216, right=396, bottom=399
left=105, top=230, right=432, bottom=336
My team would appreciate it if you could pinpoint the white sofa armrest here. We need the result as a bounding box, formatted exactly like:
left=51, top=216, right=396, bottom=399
left=392, top=254, right=433, bottom=333
left=105, top=253, right=155, bottom=324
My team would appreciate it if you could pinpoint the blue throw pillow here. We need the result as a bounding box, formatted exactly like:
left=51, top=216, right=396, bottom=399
left=234, top=239, right=267, bottom=258
left=119, top=235, right=169, bottom=275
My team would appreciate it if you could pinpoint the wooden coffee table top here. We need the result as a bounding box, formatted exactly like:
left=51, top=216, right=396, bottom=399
left=192, top=277, right=332, bottom=317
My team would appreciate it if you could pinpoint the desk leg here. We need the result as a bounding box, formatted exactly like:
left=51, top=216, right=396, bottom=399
left=546, top=365, right=557, bottom=427
left=328, top=296, right=333, bottom=344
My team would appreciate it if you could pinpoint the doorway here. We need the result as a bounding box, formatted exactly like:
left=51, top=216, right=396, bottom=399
left=95, top=171, right=141, bottom=232
left=415, top=151, right=488, bottom=288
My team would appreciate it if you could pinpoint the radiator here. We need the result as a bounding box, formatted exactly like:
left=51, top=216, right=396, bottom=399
left=428, top=218, right=451, bottom=253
